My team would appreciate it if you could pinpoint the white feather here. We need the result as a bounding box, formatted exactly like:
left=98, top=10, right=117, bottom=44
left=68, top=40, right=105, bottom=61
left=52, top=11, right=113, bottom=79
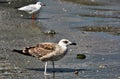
left=18, top=2, right=42, bottom=14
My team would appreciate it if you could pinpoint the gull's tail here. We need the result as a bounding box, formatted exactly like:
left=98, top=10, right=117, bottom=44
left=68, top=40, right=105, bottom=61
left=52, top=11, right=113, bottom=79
left=12, top=49, right=32, bottom=56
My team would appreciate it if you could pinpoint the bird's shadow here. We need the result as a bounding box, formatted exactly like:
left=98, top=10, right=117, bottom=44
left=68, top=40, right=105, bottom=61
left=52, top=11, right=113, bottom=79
left=0, top=1, right=9, bottom=3
left=26, top=67, right=90, bottom=73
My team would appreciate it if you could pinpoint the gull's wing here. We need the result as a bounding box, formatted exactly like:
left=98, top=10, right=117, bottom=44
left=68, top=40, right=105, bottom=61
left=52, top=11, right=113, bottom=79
left=23, top=43, right=58, bottom=58
left=18, top=5, right=38, bottom=14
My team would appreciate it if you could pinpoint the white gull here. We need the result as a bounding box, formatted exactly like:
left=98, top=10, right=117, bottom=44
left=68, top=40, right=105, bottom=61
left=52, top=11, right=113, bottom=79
left=13, top=39, right=76, bottom=75
left=18, top=2, right=45, bottom=20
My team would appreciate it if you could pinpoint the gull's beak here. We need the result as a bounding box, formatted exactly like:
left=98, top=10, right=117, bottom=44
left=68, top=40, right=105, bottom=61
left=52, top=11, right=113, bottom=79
left=70, top=42, right=77, bottom=45
left=41, top=4, right=46, bottom=6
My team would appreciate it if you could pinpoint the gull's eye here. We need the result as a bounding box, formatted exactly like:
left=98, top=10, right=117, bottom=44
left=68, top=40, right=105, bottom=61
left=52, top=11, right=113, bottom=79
left=63, top=41, right=68, bottom=44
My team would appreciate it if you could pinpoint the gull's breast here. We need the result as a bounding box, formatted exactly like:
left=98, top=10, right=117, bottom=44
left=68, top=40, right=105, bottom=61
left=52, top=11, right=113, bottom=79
left=40, top=45, right=68, bottom=61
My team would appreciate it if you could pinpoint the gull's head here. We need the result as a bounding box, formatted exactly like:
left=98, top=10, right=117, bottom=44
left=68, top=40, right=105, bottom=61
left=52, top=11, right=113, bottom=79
left=36, top=2, right=45, bottom=6
left=58, top=39, right=76, bottom=47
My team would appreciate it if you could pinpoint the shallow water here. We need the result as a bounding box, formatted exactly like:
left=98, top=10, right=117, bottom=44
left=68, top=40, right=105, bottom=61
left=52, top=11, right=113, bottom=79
left=40, top=0, right=120, bottom=36
left=0, top=0, right=120, bottom=79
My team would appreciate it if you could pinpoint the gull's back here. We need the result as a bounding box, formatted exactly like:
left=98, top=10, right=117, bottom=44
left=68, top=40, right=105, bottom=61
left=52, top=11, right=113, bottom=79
left=18, top=3, right=42, bottom=14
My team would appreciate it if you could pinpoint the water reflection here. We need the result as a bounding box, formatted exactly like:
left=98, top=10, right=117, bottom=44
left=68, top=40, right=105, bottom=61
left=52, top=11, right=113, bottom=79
left=73, top=26, right=120, bottom=36
left=61, top=0, right=105, bottom=6
left=44, top=72, right=55, bottom=79
left=61, top=0, right=120, bottom=36
left=27, top=67, right=89, bottom=79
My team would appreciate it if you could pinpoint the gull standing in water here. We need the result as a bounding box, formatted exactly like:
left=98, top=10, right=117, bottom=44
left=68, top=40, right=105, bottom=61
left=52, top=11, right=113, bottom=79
left=13, top=39, right=76, bottom=75
left=18, top=2, right=45, bottom=20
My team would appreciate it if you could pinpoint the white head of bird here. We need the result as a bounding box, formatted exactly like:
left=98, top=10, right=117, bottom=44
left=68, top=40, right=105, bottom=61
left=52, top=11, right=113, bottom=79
left=36, top=2, right=45, bottom=6
left=58, top=39, right=76, bottom=47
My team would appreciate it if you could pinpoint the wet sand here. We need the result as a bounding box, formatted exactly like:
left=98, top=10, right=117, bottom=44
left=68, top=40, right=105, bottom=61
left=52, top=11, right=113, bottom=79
left=0, top=0, right=120, bottom=79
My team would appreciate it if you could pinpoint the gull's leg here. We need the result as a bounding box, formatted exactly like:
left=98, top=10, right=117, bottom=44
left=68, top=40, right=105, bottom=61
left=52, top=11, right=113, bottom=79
left=44, top=62, right=47, bottom=75
left=31, top=14, right=35, bottom=26
left=52, top=61, right=55, bottom=72
left=44, top=62, right=51, bottom=75
left=52, top=61, right=54, bottom=69
left=32, top=14, right=35, bottom=20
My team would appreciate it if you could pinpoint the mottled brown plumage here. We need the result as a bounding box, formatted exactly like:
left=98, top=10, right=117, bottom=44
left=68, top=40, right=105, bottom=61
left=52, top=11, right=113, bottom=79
left=22, top=43, right=62, bottom=61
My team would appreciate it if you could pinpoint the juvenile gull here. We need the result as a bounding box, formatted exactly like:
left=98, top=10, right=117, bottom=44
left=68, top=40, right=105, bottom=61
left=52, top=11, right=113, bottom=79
left=13, top=39, right=76, bottom=75
left=18, top=2, right=45, bottom=20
